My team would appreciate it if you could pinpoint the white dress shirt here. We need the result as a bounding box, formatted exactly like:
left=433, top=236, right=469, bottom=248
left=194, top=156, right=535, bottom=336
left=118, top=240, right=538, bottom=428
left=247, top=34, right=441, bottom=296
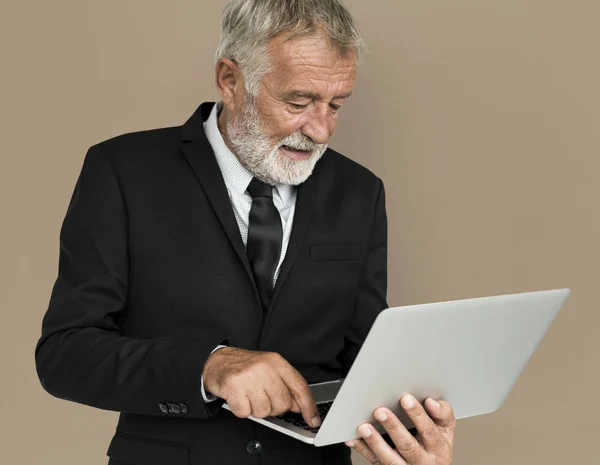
left=200, top=101, right=298, bottom=402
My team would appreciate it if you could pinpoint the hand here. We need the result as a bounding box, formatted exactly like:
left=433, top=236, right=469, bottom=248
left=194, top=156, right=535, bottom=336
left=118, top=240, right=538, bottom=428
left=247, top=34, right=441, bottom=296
left=202, top=347, right=321, bottom=428
left=346, top=394, right=455, bottom=465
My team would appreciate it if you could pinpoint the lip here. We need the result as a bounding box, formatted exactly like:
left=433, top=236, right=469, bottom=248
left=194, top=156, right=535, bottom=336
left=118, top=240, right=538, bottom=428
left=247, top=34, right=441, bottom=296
left=280, top=145, right=313, bottom=160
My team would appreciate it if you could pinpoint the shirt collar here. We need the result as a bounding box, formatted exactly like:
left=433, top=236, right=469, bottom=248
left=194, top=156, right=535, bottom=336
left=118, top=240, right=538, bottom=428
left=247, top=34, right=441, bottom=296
left=203, top=101, right=295, bottom=201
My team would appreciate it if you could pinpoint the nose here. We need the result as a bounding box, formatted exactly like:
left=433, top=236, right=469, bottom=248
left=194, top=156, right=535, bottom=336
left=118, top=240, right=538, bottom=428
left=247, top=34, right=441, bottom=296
left=301, top=106, right=332, bottom=145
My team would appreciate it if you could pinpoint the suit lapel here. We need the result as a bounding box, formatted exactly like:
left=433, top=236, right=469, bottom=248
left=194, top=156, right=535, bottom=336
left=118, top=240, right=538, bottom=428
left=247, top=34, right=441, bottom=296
left=179, top=102, right=260, bottom=304
left=267, top=161, right=320, bottom=313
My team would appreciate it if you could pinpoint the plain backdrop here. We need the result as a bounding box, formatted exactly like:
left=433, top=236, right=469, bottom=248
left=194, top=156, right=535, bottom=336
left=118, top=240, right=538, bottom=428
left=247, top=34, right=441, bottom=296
left=1, top=1, right=599, bottom=464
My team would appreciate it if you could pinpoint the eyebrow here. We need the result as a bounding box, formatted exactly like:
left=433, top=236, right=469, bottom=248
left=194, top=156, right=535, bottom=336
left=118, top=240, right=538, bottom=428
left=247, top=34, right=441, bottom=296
left=282, top=90, right=353, bottom=100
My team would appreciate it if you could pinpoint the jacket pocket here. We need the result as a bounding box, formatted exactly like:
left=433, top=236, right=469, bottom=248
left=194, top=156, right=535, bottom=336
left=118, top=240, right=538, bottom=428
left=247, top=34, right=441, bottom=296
left=309, top=245, right=361, bottom=262
left=107, top=430, right=189, bottom=465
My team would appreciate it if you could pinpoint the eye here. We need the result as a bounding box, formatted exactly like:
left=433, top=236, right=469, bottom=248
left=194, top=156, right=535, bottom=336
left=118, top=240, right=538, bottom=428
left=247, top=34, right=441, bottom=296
left=290, top=102, right=309, bottom=110
left=330, top=104, right=342, bottom=112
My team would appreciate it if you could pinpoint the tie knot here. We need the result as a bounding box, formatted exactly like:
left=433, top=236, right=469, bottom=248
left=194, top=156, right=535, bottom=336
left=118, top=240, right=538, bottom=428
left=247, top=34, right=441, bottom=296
left=247, top=177, right=273, bottom=199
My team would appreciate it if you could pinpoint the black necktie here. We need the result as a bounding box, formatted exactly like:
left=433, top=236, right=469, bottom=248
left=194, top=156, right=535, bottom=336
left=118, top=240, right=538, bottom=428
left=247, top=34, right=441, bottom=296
left=246, top=177, right=283, bottom=312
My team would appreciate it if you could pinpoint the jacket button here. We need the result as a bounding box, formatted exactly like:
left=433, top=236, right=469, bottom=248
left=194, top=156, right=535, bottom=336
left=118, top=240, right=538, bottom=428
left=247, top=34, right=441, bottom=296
left=246, top=440, right=262, bottom=455
left=158, top=403, right=168, bottom=414
left=179, top=403, right=188, bottom=414
left=168, top=403, right=181, bottom=414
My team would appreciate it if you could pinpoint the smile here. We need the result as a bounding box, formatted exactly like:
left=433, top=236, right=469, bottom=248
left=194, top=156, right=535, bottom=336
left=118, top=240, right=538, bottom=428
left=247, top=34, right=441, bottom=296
left=281, top=145, right=312, bottom=159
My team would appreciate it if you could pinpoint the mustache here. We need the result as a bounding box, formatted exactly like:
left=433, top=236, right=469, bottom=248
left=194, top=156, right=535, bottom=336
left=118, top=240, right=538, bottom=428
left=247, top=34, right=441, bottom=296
left=278, top=132, right=326, bottom=152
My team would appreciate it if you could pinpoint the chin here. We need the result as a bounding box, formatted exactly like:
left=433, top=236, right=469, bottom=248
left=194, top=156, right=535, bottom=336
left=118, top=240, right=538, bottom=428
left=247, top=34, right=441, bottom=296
left=254, top=147, right=325, bottom=186
left=273, top=161, right=319, bottom=186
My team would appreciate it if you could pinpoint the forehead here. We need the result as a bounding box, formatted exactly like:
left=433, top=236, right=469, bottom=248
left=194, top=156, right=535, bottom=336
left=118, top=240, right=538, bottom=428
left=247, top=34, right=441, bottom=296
left=264, top=32, right=357, bottom=97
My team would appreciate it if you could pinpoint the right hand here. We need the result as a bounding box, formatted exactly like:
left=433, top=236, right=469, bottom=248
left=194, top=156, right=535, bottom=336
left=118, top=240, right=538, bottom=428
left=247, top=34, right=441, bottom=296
left=202, top=347, right=321, bottom=428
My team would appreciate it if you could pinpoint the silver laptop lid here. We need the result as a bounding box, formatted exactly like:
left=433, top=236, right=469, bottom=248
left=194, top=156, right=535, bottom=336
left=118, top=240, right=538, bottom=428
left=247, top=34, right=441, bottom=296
left=314, top=288, right=570, bottom=446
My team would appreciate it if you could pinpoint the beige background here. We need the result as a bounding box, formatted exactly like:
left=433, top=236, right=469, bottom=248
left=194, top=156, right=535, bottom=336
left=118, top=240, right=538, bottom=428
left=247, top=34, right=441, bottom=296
left=1, top=0, right=598, bottom=463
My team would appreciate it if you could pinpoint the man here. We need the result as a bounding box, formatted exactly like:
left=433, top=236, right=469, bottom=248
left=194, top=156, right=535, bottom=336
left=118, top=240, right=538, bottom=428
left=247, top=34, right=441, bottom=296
left=34, top=1, right=456, bottom=464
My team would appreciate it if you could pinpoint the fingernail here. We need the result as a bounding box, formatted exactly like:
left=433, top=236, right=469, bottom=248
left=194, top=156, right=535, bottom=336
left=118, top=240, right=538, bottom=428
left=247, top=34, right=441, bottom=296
left=374, top=409, right=387, bottom=422
left=402, top=394, right=416, bottom=408
left=311, top=416, right=321, bottom=427
left=358, top=424, right=372, bottom=438
left=345, top=441, right=355, bottom=448
left=432, top=399, right=441, bottom=409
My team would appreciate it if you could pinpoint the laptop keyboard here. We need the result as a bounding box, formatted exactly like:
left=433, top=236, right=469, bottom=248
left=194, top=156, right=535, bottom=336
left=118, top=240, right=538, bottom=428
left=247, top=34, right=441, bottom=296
left=275, top=401, right=334, bottom=433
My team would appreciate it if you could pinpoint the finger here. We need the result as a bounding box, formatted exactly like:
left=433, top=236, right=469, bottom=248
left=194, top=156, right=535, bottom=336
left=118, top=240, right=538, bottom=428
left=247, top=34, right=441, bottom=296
left=268, top=382, right=294, bottom=415
left=248, top=390, right=272, bottom=418
left=278, top=361, right=320, bottom=427
left=356, top=423, right=408, bottom=465
left=345, top=438, right=382, bottom=465
left=225, top=390, right=252, bottom=418
left=425, top=398, right=457, bottom=431
left=372, top=407, right=422, bottom=459
left=290, top=398, right=301, bottom=413
left=401, top=394, right=442, bottom=452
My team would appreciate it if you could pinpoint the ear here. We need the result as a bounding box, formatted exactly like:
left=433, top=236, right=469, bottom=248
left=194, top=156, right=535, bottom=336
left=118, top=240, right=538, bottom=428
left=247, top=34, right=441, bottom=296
left=215, top=58, right=244, bottom=112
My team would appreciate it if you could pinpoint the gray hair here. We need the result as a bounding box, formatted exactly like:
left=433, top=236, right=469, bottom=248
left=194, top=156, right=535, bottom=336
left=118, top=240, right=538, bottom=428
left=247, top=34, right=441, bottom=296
left=215, top=0, right=368, bottom=97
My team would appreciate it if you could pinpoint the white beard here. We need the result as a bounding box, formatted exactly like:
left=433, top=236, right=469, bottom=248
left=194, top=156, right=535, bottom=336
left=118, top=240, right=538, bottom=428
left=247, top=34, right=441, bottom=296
left=225, top=97, right=328, bottom=186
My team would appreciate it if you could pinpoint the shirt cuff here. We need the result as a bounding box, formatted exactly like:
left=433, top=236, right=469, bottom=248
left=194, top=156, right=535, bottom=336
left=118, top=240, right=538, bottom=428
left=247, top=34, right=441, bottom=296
left=201, top=344, right=228, bottom=402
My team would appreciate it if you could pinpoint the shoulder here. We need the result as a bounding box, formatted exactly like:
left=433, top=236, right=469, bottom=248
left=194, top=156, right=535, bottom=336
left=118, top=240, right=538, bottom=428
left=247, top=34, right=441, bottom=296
left=317, top=147, right=384, bottom=192
left=84, top=126, right=183, bottom=169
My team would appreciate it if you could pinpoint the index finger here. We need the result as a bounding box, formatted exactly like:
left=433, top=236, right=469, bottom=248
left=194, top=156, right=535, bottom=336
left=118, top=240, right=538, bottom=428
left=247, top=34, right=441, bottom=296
left=278, top=362, right=320, bottom=428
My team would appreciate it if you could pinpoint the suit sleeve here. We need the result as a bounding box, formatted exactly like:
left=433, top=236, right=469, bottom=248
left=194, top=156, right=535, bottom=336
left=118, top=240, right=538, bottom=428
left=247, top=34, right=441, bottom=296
left=338, top=178, right=388, bottom=375
left=34, top=145, right=226, bottom=419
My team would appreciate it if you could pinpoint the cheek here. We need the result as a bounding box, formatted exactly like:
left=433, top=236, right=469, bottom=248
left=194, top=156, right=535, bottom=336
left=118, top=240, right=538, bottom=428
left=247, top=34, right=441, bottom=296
left=329, top=117, right=337, bottom=135
left=270, top=114, right=306, bottom=140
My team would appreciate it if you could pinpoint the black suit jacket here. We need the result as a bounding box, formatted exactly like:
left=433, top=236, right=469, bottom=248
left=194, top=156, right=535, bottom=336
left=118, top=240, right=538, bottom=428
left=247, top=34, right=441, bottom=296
left=35, top=102, right=388, bottom=465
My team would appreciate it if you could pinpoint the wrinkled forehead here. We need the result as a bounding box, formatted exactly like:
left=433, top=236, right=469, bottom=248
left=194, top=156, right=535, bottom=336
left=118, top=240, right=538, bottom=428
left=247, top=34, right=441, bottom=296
left=264, top=33, right=357, bottom=97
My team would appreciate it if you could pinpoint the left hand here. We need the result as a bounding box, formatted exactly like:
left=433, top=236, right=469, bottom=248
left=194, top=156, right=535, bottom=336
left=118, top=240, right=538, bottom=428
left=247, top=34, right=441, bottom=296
left=346, top=394, right=456, bottom=465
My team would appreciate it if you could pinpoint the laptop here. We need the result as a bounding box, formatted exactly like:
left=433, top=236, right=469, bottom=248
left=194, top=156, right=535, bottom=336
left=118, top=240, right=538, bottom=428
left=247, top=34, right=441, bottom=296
left=221, top=288, right=571, bottom=446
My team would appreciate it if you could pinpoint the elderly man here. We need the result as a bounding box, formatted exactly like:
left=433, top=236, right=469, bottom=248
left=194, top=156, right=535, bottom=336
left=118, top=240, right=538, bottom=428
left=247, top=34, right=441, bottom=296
left=35, top=0, right=455, bottom=464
